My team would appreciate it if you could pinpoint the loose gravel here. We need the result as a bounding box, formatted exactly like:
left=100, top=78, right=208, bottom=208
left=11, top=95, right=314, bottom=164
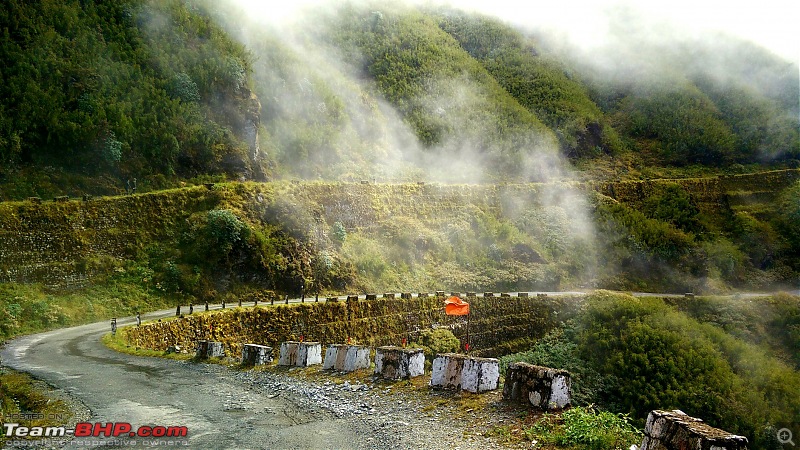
left=229, top=365, right=524, bottom=449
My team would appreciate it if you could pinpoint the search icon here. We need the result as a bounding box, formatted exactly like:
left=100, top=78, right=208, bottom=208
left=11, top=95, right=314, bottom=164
left=778, top=428, right=795, bottom=446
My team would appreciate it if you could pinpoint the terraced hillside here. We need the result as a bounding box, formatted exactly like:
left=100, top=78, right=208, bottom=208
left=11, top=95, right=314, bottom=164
left=1, top=169, right=797, bottom=302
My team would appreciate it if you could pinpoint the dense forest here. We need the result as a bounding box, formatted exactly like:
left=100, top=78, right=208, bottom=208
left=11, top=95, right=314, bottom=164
left=0, top=0, right=797, bottom=196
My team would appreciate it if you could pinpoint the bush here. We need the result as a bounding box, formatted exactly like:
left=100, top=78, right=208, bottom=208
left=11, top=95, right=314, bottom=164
left=206, top=209, right=249, bottom=255
left=525, top=406, right=641, bottom=450
left=412, top=328, right=461, bottom=360
left=575, top=291, right=800, bottom=445
left=499, top=325, right=610, bottom=406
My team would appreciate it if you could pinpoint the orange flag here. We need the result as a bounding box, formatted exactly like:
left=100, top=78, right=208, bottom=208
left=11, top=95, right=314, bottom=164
left=445, top=296, right=470, bottom=315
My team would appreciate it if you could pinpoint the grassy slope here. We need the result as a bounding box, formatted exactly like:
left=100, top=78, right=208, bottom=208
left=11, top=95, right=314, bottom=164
left=432, top=9, right=623, bottom=159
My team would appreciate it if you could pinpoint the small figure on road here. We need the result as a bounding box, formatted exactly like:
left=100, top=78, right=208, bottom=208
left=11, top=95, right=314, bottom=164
left=111, top=318, right=117, bottom=334
left=136, top=312, right=141, bottom=327
left=189, top=303, right=193, bottom=315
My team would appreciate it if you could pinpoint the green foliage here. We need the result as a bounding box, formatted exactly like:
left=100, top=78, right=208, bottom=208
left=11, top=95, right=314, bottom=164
left=694, top=76, right=800, bottom=162
left=328, top=3, right=557, bottom=179
left=412, top=327, right=461, bottom=360
left=172, top=72, right=200, bottom=102
left=592, top=197, right=698, bottom=290
left=641, top=184, right=703, bottom=234
left=0, top=0, right=253, bottom=196
left=500, top=325, right=609, bottom=406
left=331, top=221, right=347, bottom=244
left=526, top=406, right=641, bottom=450
left=433, top=9, right=620, bottom=159
left=776, top=181, right=800, bottom=268
left=619, top=83, right=738, bottom=165
left=574, top=292, right=800, bottom=446
left=1, top=0, right=797, bottom=194
left=0, top=369, right=72, bottom=447
left=206, top=209, right=248, bottom=255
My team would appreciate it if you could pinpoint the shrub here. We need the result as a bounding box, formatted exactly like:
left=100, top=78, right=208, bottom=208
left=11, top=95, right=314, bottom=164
left=206, top=209, right=249, bottom=255
left=499, top=324, right=610, bottom=406
left=575, top=292, right=800, bottom=445
left=525, top=406, right=641, bottom=450
left=412, top=328, right=461, bottom=360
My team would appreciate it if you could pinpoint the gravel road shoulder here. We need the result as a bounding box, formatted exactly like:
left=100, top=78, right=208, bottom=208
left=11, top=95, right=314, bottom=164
left=229, top=363, right=526, bottom=449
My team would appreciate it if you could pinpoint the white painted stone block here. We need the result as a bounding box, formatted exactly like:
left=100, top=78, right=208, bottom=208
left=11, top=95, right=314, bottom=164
left=463, top=356, right=500, bottom=393
left=195, top=340, right=224, bottom=359
left=639, top=410, right=748, bottom=450
left=241, top=344, right=272, bottom=366
left=323, top=345, right=341, bottom=370
left=323, top=344, right=370, bottom=372
left=374, top=346, right=424, bottom=379
left=279, top=341, right=299, bottom=366
left=344, top=346, right=371, bottom=372
left=503, top=362, right=571, bottom=410
left=279, top=341, right=322, bottom=367
left=298, top=342, right=322, bottom=366
left=430, top=353, right=499, bottom=393
left=549, top=375, right=570, bottom=409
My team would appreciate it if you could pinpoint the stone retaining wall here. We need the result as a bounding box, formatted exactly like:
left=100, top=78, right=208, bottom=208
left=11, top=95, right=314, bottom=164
left=123, top=294, right=582, bottom=358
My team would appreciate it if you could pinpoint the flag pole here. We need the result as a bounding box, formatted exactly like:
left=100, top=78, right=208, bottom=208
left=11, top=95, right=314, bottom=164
left=466, top=311, right=471, bottom=354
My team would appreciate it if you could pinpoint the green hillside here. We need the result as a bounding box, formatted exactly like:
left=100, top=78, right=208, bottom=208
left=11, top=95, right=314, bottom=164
left=0, top=0, right=259, bottom=198
left=1, top=0, right=798, bottom=196
left=432, top=9, right=623, bottom=158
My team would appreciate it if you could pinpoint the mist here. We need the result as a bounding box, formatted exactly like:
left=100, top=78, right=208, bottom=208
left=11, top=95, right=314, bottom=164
left=175, top=0, right=799, bottom=293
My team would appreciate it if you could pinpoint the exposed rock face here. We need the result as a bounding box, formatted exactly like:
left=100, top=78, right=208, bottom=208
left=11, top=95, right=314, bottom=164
left=374, top=346, right=424, bottom=380
left=243, top=90, right=264, bottom=181
left=430, top=353, right=499, bottom=393
left=640, top=410, right=748, bottom=450
left=503, top=362, right=571, bottom=410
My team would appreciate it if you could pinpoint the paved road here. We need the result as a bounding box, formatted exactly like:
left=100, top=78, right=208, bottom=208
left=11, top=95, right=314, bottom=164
left=0, top=306, right=373, bottom=449
left=2, top=290, right=789, bottom=449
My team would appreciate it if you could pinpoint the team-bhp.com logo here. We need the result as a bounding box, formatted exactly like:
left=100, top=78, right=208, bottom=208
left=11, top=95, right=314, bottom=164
left=3, top=422, right=188, bottom=438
